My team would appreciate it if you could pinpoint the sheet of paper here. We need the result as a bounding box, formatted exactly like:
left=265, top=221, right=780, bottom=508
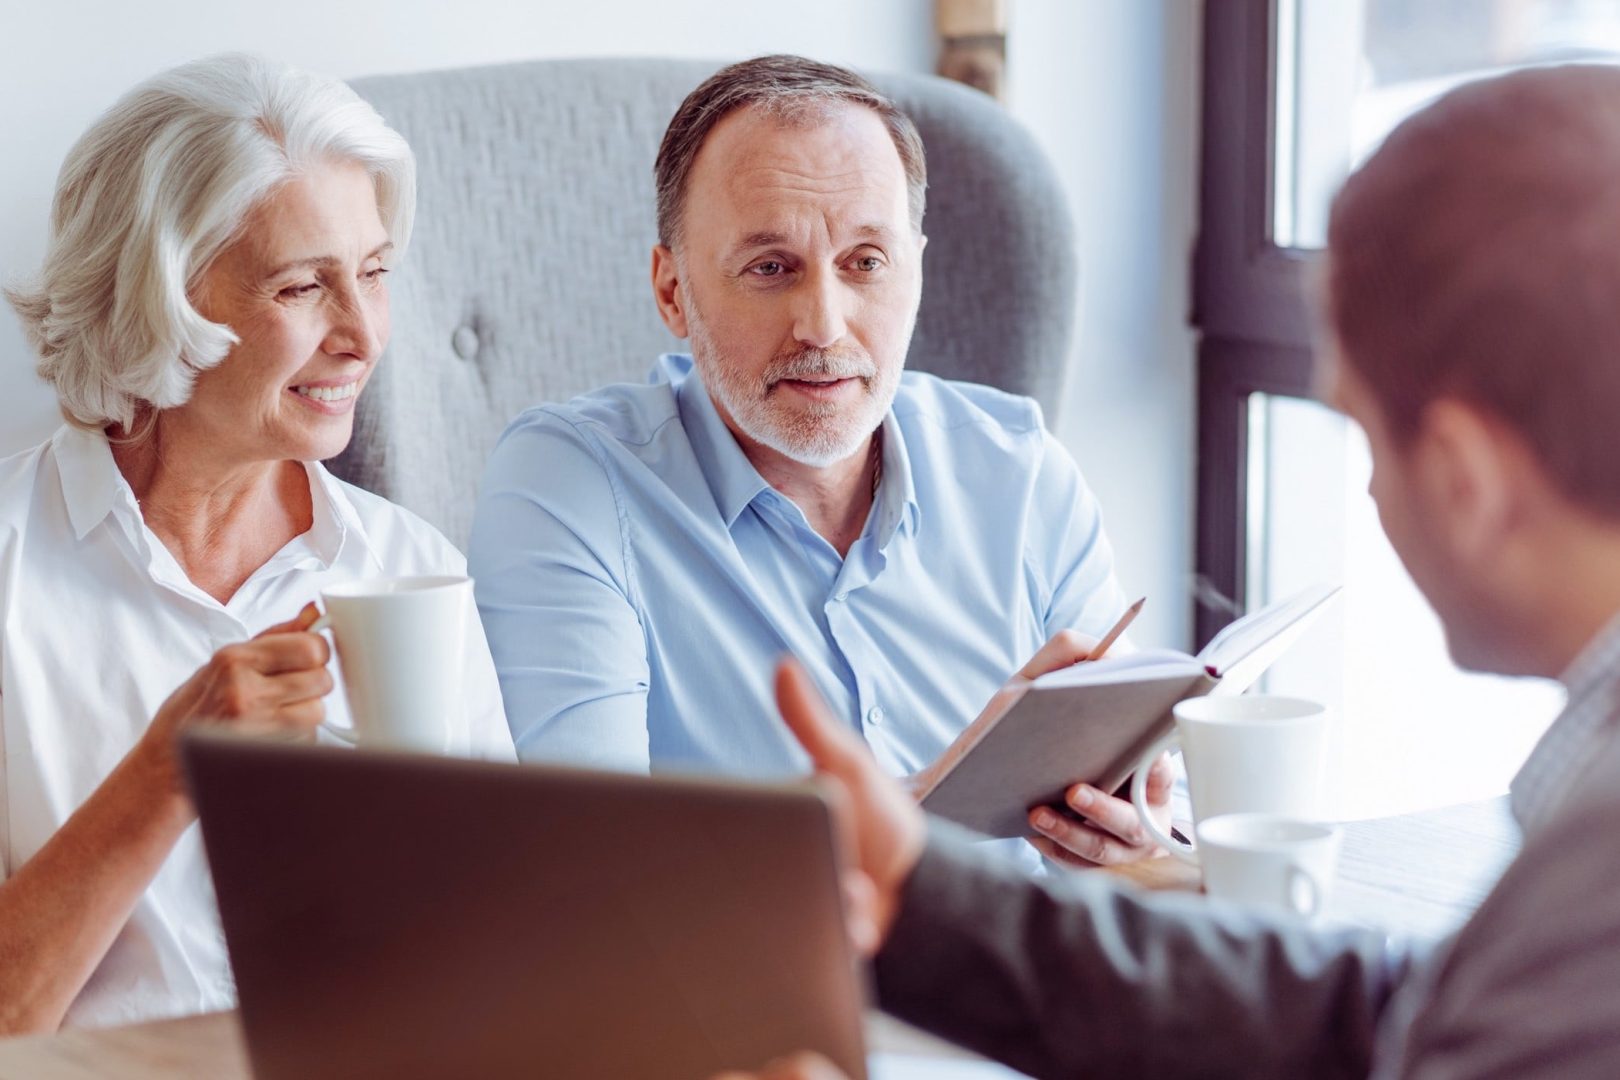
left=1030, top=648, right=1200, bottom=688
left=870, top=1054, right=1031, bottom=1079
left=1198, top=582, right=1341, bottom=691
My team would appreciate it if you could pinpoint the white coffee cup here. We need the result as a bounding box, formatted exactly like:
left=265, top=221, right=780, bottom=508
left=1197, top=813, right=1342, bottom=918
left=1130, top=694, right=1328, bottom=865
left=309, top=575, right=471, bottom=753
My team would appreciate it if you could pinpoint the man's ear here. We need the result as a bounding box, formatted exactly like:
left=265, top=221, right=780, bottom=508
left=1416, top=400, right=1523, bottom=567
left=651, top=244, right=690, bottom=339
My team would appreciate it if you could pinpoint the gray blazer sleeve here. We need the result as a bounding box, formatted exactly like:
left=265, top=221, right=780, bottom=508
left=874, top=822, right=1412, bottom=1079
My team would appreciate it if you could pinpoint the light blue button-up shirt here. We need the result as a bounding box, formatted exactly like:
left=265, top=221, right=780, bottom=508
left=469, top=354, right=1129, bottom=783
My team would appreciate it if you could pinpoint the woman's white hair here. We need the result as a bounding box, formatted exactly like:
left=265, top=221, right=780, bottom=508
left=4, top=53, right=415, bottom=432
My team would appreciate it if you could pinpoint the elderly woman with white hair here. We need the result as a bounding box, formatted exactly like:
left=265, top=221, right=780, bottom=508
left=0, top=55, right=513, bottom=1032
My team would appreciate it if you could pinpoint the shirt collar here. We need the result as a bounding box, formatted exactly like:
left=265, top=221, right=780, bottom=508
left=285, top=460, right=364, bottom=572
left=872, top=409, right=922, bottom=547
left=669, top=353, right=922, bottom=539
left=53, top=424, right=129, bottom=541
left=1508, top=609, right=1620, bottom=831
left=1557, top=608, right=1620, bottom=705
left=51, top=422, right=365, bottom=572
left=670, top=354, right=773, bottom=528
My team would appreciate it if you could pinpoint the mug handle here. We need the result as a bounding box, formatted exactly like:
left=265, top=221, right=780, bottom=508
left=306, top=613, right=358, bottom=747
left=1130, top=732, right=1196, bottom=864
left=1286, top=865, right=1322, bottom=918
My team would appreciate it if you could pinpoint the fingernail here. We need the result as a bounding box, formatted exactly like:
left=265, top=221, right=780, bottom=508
left=1071, top=786, right=1094, bottom=810
left=1033, top=809, right=1058, bottom=830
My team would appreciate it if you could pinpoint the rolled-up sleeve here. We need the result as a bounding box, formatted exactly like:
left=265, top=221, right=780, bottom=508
left=468, top=410, right=651, bottom=772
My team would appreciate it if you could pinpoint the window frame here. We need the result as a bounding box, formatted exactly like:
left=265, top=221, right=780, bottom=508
left=1193, top=0, right=1320, bottom=648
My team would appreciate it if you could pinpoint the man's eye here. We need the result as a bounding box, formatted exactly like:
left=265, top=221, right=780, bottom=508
left=751, top=261, right=785, bottom=277
left=851, top=255, right=884, bottom=273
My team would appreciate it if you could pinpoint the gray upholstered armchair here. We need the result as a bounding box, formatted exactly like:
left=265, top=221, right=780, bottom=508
left=334, top=58, right=1078, bottom=546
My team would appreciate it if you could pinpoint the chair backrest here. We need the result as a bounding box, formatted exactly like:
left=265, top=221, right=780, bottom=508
left=334, top=58, right=1078, bottom=547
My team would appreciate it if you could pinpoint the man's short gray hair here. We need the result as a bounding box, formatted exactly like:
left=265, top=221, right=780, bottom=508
left=5, top=53, right=415, bottom=432
left=654, top=54, right=928, bottom=249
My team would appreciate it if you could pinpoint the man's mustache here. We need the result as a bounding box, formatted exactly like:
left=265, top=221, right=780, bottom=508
left=763, top=348, right=878, bottom=389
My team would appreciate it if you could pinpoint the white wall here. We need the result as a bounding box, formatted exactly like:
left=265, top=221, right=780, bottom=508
left=1005, top=2, right=1202, bottom=650
left=0, top=0, right=1200, bottom=648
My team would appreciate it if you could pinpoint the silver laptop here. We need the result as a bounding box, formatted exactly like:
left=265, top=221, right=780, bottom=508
left=184, top=734, right=868, bottom=1080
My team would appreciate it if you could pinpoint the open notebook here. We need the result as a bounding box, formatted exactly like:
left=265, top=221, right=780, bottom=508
left=917, top=584, right=1341, bottom=838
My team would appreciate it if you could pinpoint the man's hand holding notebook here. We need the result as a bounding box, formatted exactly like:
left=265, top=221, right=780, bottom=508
left=915, top=584, right=1341, bottom=840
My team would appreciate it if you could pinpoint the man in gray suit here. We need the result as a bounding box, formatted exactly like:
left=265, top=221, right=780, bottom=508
left=719, top=65, right=1620, bottom=1079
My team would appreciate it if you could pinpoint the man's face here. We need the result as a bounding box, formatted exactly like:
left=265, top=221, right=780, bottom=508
left=656, top=103, right=924, bottom=468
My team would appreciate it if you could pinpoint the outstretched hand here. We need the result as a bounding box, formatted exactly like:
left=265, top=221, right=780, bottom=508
left=703, top=665, right=925, bottom=1080
left=775, top=658, right=926, bottom=955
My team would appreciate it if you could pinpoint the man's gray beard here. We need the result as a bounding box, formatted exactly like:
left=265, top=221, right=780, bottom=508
left=686, top=302, right=900, bottom=468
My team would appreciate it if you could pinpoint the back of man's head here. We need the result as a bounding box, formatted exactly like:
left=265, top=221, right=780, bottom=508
left=1327, top=64, right=1620, bottom=519
left=653, top=54, right=928, bottom=250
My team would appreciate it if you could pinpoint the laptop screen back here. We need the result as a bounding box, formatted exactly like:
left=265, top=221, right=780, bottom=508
left=185, top=735, right=868, bottom=1080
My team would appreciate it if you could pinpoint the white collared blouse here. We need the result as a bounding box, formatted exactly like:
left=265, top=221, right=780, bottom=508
left=0, top=425, right=515, bottom=1028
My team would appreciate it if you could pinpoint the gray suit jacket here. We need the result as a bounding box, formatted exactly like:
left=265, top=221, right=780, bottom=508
left=875, top=738, right=1620, bottom=1078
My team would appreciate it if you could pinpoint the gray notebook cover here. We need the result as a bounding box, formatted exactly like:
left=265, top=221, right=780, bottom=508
left=919, top=667, right=1215, bottom=839
left=915, top=584, right=1341, bottom=839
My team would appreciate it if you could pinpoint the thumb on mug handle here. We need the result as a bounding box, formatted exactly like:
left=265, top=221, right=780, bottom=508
left=305, top=610, right=358, bottom=745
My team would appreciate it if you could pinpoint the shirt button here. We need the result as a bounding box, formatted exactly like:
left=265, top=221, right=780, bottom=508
left=833, top=591, right=849, bottom=603
left=867, top=705, right=885, bottom=727
left=452, top=325, right=480, bottom=361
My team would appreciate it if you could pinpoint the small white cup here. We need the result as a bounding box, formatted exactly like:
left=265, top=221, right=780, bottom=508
left=1196, top=813, right=1341, bottom=919
left=309, top=575, right=471, bottom=753
left=1131, top=695, right=1328, bottom=865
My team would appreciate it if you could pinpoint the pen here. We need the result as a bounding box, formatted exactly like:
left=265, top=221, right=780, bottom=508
left=1085, top=596, right=1145, bottom=661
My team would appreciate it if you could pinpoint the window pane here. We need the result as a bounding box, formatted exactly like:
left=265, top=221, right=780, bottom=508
left=1273, top=0, right=1620, bottom=250
left=1246, top=393, right=1564, bottom=820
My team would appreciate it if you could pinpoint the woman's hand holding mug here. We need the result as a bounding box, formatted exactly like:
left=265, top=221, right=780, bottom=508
left=132, top=603, right=332, bottom=801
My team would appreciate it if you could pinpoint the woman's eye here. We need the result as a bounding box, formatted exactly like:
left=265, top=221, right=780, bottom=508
left=363, top=267, right=390, bottom=283
left=279, top=282, right=320, bottom=300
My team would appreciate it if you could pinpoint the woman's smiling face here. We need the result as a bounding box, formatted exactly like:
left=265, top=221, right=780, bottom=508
left=179, top=159, right=392, bottom=465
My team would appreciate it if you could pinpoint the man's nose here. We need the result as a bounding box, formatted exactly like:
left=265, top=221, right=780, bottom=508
left=792, top=267, right=850, bottom=349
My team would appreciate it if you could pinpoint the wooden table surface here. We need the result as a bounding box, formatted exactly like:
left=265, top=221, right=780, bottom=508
left=0, top=797, right=1519, bottom=1079
left=1111, top=795, right=1520, bottom=939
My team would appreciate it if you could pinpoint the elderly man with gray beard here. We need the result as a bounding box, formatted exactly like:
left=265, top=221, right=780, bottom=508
left=469, top=55, right=1170, bottom=869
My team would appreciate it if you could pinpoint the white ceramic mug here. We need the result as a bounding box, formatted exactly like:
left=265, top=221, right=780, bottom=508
left=1130, top=695, right=1327, bottom=864
left=309, top=575, right=471, bottom=753
left=1196, top=813, right=1342, bottom=918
